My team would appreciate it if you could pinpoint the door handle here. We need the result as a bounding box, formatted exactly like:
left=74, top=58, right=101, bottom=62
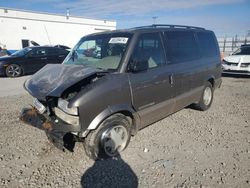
left=169, top=74, right=174, bottom=85
left=41, top=57, right=47, bottom=60
left=59, top=55, right=64, bottom=57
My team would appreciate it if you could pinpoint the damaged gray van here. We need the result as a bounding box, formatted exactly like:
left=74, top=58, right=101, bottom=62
left=20, top=25, right=222, bottom=160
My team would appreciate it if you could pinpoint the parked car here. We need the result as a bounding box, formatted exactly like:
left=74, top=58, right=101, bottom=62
left=20, top=25, right=222, bottom=160
left=0, top=46, right=69, bottom=77
left=222, top=44, right=250, bottom=75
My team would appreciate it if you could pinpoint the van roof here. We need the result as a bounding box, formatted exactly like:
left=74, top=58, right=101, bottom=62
left=89, top=24, right=209, bottom=37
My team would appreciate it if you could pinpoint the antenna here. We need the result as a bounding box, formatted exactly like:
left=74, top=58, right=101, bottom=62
left=152, top=16, right=158, bottom=24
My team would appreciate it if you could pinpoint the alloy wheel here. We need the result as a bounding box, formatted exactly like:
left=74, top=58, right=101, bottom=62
left=6, top=64, right=22, bottom=77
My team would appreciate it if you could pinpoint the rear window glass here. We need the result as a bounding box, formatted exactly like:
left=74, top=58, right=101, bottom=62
left=196, top=32, right=218, bottom=57
left=164, top=31, right=199, bottom=63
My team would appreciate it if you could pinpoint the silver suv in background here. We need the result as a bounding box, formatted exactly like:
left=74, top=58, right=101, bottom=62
left=20, top=25, right=222, bottom=160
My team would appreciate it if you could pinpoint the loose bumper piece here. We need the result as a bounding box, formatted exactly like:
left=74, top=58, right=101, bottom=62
left=19, top=107, right=78, bottom=152
left=20, top=107, right=52, bottom=131
left=20, top=107, right=81, bottom=133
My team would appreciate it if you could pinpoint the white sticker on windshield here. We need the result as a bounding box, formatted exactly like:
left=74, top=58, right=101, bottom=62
left=109, top=37, right=128, bottom=44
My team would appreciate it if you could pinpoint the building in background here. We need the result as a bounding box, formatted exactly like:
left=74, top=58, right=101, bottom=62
left=0, top=7, right=116, bottom=53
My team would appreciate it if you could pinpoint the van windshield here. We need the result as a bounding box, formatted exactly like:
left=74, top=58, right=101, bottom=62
left=63, top=33, right=132, bottom=71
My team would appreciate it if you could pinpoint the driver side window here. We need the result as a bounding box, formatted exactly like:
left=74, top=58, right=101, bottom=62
left=128, top=32, right=166, bottom=72
left=29, top=49, right=47, bottom=57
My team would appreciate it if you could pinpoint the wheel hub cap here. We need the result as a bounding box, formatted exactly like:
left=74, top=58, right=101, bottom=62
left=101, top=125, right=128, bottom=156
left=203, top=87, right=212, bottom=105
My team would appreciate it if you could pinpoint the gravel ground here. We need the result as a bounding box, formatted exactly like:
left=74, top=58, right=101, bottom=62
left=0, top=76, right=249, bottom=188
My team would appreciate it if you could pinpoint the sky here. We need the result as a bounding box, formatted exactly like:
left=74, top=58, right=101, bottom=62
left=0, top=0, right=250, bottom=37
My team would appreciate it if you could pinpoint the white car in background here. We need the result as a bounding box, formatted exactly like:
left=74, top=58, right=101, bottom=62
left=222, top=45, right=250, bottom=75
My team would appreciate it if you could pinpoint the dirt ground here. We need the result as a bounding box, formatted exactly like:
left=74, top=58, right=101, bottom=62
left=0, top=76, right=249, bottom=188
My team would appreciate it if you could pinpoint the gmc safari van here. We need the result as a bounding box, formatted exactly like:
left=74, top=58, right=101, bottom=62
left=21, top=25, right=222, bottom=160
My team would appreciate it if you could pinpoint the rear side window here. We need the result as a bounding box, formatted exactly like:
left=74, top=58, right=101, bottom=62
left=29, top=48, right=47, bottom=57
left=196, top=32, right=218, bottom=57
left=164, top=31, right=199, bottom=63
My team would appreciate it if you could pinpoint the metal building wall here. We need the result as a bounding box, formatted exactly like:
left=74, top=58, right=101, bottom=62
left=0, top=8, right=116, bottom=51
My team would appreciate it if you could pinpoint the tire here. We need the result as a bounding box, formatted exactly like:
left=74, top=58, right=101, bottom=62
left=84, top=113, right=132, bottom=160
left=5, top=64, right=23, bottom=77
left=195, top=82, right=214, bottom=111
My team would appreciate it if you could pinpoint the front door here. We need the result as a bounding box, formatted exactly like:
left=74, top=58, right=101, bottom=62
left=25, top=48, right=48, bottom=73
left=128, top=32, right=175, bottom=128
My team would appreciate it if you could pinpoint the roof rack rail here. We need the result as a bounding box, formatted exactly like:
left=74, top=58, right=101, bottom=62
left=152, top=24, right=205, bottom=30
left=133, top=24, right=205, bottom=30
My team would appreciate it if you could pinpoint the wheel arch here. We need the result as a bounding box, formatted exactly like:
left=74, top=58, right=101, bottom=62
left=87, top=104, right=140, bottom=136
left=206, top=75, right=215, bottom=88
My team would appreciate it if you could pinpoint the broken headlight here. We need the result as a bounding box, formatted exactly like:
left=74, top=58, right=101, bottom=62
left=57, top=98, right=78, bottom=115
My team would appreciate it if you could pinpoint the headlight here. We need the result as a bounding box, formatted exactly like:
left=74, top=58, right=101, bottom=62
left=55, top=107, right=79, bottom=126
left=221, top=60, right=227, bottom=65
left=57, top=98, right=78, bottom=115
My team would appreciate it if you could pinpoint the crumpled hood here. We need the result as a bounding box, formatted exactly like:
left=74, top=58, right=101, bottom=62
left=224, top=55, right=250, bottom=63
left=24, top=64, right=97, bottom=101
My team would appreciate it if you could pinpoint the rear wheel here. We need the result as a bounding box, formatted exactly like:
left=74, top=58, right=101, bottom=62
left=84, top=114, right=131, bottom=160
left=195, top=82, right=214, bottom=111
left=5, top=64, right=22, bottom=77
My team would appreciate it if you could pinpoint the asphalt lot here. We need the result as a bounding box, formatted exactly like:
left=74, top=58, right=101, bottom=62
left=0, top=75, right=249, bottom=187
left=0, top=76, right=30, bottom=97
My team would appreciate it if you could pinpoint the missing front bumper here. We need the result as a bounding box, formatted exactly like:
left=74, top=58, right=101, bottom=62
left=19, top=107, right=80, bottom=152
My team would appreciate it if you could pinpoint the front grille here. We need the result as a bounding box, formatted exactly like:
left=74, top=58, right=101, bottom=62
left=228, top=63, right=238, bottom=66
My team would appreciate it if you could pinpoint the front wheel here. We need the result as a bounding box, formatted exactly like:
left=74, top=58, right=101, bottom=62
left=84, top=114, right=131, bottom=160
left=195, top=82, right=214, bottom=111
left=5, top=64, right=23, bottom=77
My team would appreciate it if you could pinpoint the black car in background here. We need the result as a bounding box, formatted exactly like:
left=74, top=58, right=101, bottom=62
left=0, top=46, right=69, bottom=77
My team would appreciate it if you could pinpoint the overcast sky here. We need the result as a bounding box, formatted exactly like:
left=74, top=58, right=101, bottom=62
left=0, top=0, right=250, bottom=36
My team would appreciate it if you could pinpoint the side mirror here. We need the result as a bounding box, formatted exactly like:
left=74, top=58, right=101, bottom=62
left=128, top=59, right=148, bottom=73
